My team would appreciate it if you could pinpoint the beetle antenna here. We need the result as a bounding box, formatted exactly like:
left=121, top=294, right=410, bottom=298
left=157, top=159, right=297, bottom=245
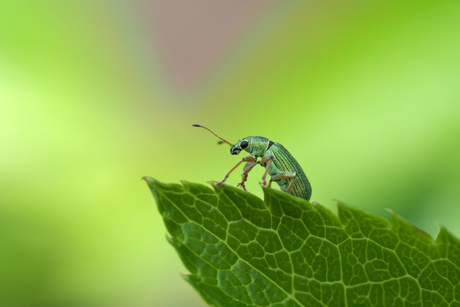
left=192, top=124, right=234, bottom=146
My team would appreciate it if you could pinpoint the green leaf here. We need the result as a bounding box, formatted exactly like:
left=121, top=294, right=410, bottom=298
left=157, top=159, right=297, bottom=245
left=144, top=177, right=460, bottom=307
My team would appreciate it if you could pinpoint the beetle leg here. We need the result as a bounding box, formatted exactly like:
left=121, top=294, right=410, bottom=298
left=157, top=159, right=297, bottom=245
left=237, top=177, right=247, bottom=190
left=286, top=178, right=296, bottom=194
left=217, top=156, right=256, bottom=187
left=237, top=161, right=258, bottom=191
left=270, top=171, right=297, bottom=193
left=259, top=155, right=273, bottom=187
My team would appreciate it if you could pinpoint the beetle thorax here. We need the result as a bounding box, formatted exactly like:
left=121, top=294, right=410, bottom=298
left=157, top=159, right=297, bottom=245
left=246, top=136, right=270, bottom=158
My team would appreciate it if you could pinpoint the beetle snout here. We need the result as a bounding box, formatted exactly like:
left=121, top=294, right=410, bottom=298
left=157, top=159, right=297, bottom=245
left=230, top=147, right=240, bottom=155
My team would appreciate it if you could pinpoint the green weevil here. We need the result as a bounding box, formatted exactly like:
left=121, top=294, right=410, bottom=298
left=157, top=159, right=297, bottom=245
left=193, top=124, right=312, bottom=201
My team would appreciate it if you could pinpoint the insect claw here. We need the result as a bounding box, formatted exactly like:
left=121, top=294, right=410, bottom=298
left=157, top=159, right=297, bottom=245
left=237, top=183, right=247, bottom=191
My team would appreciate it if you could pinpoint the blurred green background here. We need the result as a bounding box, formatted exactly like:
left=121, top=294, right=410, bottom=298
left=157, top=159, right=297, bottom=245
left=1, top=1, right=460, bottom=306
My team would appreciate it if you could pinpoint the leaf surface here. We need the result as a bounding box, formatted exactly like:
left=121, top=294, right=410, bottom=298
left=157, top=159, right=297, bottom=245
left=144, top=177, right=460, bottom=307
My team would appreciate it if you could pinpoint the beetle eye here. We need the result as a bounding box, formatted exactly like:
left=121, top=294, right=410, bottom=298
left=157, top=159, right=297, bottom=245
left=240, top=141, right=249, bottom=149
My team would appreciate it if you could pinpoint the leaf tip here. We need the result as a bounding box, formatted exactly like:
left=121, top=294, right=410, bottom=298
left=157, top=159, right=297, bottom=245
left=179, top=180, right=191, bottom=187
left=180, top=273, right=191, bottom=281
left=142, top=176, right=158, bottom=186
left=435, top=224, right=460, bottom=245
left=388, top=209, right=433, bottom=241
left=166, top=234, right=177, bottom=247
left=333, top=199, right=347, bottom=209
left=207, top=180, right=228, bottom=190
left=142, top=177, right=163, bottom=205
left=385, top=208, right=398, bottom=221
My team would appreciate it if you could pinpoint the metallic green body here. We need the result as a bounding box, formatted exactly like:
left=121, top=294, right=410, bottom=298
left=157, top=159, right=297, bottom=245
left=230, top=136, right=312, bottom=201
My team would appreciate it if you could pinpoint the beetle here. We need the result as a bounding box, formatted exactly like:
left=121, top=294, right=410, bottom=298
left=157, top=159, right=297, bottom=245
left=193, top=124, right=312, bottom=201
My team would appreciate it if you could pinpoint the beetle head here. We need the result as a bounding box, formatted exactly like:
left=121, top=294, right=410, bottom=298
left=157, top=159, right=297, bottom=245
left=230, top=137, right=250, bottom=155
